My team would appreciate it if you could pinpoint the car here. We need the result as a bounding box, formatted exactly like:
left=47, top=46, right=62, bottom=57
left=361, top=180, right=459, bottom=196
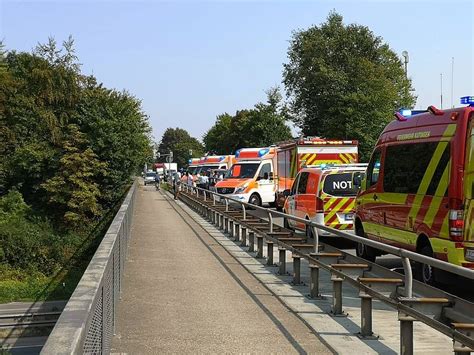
left=144, top=172, right=157, bottom=185
left=283, top=164, right=367, bottom=238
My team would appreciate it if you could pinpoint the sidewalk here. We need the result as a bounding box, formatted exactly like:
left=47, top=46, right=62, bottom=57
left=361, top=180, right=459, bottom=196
left=111, top=184, right=330, bottom=354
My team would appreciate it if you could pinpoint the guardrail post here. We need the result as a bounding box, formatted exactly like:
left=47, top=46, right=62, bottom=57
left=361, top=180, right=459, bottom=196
left=229, top=220, right=234, bottom=238
left=309, top=265, right=321, bottom=298
left=219, top=214, right=224, bottom=230
left=224, top=216, right=229, bottom=233
left=401, top=256, right=413, bottom=298
left=256, top=236, right=264, bottom=258
left=242, top=204, right=247, bottom=220
left=234, top=223, right=240, bottom=241
left=225, top=198, right=229, bottom=212
left=359, top=292, right=374, bottom=338
left=312, top=226, right=319, bottom=253
left=279, top=248, right=286, bottom=275
left=399, top=312, right=414, bottom=355
left=292, top=255, right=301, bottom=284
left=331, top=273, right=344, bottom=316
left=249, top=232, right=255, bottom=252
left=267, top=211, right=274, bottom=233
left=267, top=241, right=274, bottom=266
left=241, top=227, right=247, bottom=246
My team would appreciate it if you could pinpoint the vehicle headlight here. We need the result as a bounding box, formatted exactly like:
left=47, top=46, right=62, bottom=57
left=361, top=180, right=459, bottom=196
left=235, top=183, right=249, bottom=194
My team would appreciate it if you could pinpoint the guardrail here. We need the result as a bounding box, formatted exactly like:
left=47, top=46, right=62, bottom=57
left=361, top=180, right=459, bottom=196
left=178, top=183, right=474, bottom=355
left=41, top=180, right=137, bottom=355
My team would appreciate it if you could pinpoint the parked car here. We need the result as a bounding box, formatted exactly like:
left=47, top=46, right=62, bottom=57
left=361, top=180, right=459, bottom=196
left=144, top=172, right=157, bottom=185
left=283, top=164, right=367, bottom=238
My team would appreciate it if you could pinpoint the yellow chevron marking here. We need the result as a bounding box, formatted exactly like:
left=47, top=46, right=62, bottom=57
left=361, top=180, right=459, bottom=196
left=466, top=202, right=474, bottom=241
left=324, top=198, right=349, bottom=224
left=324, top=198, right=337, bottom=210
left=440, top=214, right=449, bottom=238
left=407, top=124, right=456, bottom=228
left=424, top=160, right=451, bottom=229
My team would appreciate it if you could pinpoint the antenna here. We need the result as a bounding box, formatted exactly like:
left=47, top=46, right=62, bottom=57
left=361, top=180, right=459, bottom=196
left=451, top=57, right=454, bottom=108
left=440, top=73, right=443, bottom=109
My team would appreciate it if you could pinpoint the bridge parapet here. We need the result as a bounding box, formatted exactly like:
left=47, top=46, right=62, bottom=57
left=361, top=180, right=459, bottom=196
left=41, top=180, right=138, bottom=355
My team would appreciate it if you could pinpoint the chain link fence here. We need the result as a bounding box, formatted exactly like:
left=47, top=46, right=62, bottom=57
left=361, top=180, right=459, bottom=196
left=41, top=180, right=137, bottom=355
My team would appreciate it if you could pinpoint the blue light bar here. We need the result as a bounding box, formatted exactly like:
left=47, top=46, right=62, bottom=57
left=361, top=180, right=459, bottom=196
left=235, top=149, right=241, bottom=158
left=400, top=109, right=412, bottom=116
left=219, top=156, right=225, bottom=161
left=188, top=159, right=192, bottom=163
left=258, top=148, right=270, bottom=157
left=461, top=96, right=474, bottom=106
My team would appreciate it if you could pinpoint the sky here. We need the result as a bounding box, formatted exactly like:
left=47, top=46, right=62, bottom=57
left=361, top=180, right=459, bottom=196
left=1, top=0, right=473, bottom=143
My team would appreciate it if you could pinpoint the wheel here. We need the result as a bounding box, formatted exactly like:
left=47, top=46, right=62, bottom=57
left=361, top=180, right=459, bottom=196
left=355, top=226, right=376, bottom=263
left=415, top=244, right=436, bottom=285
left=249, top=193, right=262, bottom=207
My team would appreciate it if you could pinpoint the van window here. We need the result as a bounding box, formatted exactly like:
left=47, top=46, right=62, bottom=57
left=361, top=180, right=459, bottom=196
left=366, top=149, right=382, bottom=188
left=383, top=142, right=450, bottom=195
left=323, top=173, right=359, bottom=196
left=297, top=172, right=309, bottom=194
left=291, top=174, right=300, bottom=195
left=259, top=163, right=272, bottom=179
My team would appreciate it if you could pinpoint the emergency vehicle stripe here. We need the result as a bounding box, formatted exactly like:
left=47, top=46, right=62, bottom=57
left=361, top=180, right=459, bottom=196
left=324, top=199, right=349, bottom=224
left=424, top=160, right=451, bottom=228
left=324, top=198, right=354, bottom=224
left=466, top=202, right=474, bottom=240
left=407, top=124, right=456, bottom=227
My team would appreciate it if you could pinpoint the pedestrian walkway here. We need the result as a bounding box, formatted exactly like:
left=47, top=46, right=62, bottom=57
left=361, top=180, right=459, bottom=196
left=111, top=184, right=330, bottom=354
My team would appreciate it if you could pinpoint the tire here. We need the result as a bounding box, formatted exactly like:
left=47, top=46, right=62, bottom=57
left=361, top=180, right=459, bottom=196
left=415, top=244, right=436, bottom=285
left=355, top=226, right=376, bottom=263
left=249, top=193, right=262, bottom=207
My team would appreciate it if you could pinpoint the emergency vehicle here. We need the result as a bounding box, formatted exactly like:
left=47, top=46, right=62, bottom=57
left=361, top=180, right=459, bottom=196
left=195, top=155, right=235, bottom=188
left=354, top=97, right=474, bottom=284
left=215, top=148, right=276, bottom=206
left=284, top=164, right=367, bottom=237
left=275, top=137, right=359, bottom=209
left=182, top=158, right=201, bottom=184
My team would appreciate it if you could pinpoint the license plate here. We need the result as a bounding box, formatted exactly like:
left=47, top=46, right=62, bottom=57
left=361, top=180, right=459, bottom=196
left=344, top=213, right=354, bottom=221
left=466, top=249, right=474, bottom=262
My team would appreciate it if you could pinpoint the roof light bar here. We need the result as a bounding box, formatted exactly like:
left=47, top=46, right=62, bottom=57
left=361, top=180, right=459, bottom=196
left=461, top=96, right=474, bottom=106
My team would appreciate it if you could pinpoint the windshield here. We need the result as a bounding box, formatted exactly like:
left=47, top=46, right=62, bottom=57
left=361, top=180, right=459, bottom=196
left=226, top=163, right=260, bottom=179
left=146, top=172, right=156, bottom=177
left=323, top=172, right=360, bottom=197
left=196, top=165, right=219, bottom=175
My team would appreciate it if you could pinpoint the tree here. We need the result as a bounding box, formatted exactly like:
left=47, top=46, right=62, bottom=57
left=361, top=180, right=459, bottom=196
left=158, top=128, right=204, bottom=168
left=283, top=12, right=416, bottom=160
left=203, top=88, right=292, bottom=153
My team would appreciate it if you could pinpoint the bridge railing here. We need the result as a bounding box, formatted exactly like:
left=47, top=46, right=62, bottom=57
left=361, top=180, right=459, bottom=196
left=41, top=180, right=138, bottom=355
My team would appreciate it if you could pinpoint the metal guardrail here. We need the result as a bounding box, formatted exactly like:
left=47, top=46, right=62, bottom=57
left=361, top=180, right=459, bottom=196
left=41, top=180, right=137, bottom=355
left=178, top=184, right=474, bottom=354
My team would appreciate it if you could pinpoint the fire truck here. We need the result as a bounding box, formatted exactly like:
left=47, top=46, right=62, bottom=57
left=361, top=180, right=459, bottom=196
left=275, top=137, right=359, bottom=209
left=354, top=97, right=474, bottom=284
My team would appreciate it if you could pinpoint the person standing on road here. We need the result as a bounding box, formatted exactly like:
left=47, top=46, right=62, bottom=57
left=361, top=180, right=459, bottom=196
left=154, top=173, right=161, bottom=191
left=173, top=172, right=181, bottom=200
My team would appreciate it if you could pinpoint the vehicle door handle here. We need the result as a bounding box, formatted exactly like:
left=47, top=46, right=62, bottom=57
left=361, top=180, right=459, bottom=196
left=373, top=194, right=378, bottom=201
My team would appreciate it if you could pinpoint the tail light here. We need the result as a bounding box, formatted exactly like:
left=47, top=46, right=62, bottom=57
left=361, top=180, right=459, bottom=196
left=316, top=197, right=324, bottom=213
left=449, top=209, right=464, bottom=241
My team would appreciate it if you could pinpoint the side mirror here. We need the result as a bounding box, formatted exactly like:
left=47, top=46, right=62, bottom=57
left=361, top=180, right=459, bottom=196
left=263, top=172, right=269, bottom=180
left=269, top=172, right=274, bottom=180
left=283, top=189, right=291, bottom=197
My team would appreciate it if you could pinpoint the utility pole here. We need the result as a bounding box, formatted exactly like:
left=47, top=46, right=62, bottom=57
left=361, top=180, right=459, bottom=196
left=402, top=51, right=409, bottom=78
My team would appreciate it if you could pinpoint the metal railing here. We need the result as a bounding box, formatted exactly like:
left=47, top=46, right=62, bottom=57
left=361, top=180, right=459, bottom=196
left=41, top=180, right=138, bottom=355
left=179, top=184, right=474, bottom=354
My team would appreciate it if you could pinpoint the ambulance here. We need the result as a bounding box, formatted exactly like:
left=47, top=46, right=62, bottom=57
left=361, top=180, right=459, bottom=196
left=215, top=148, right=277, bottom=206
left=195, top=155, right=235, bottom=188
left=181, top=158, right=201, bottom=184
left=283, top=164, right=367, bottom=237
left=354, top=97, right=474, bottom=283
left=276, top=137, right=359, bottom=209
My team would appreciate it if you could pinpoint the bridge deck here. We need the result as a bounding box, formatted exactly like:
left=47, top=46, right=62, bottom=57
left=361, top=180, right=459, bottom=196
left=111, top=184, right=330, bottom=354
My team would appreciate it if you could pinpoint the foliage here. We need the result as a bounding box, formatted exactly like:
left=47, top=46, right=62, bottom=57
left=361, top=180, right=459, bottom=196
left=283, top=12, right=416, bottom=160
left=158, top=127, right=204, bottom=168
left=203, top=87, right=292, bottom=153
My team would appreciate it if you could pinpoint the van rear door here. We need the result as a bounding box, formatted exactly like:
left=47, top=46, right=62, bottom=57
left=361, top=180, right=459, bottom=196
left=321, top=172, right=358, bottom=230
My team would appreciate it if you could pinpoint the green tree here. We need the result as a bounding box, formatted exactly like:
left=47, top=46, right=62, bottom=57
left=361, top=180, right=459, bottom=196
left=283, top=12, right=416, bottom=160
left=203, top=87, right=292, bottom=153
left=158, top=128, right=204, bottom=168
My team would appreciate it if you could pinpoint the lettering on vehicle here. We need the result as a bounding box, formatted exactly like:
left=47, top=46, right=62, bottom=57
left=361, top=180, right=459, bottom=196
left=396, top=131, right=431, bottom=141
left=333, top=181, right=352, bottom=189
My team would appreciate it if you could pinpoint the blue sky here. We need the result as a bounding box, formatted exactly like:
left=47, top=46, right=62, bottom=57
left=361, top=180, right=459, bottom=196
left=1, top=0, right=473, bottom=143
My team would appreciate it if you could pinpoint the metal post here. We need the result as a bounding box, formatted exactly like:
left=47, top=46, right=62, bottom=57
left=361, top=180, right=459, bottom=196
left=279, top=248, right=286, bottom=275
left=229, top=220, right=234, bottom=238
left=242, top=203, right=247, bottom=220
left=220, top=214, right=224, bottom=230
left=256, top=236, right=264, bottom=258
left=234, top=224, right=240, bottom=242
left=213, top=194, right=216, bottom=206
left=360, top=293, right=373, bottom=337
left=312, top=225, right=319, bottom=253
left=224, top=217, right=229, bottom=233
left=332, top=276, right=344, bottom=315
left=309, top=265, right=320, bottom=298
left=249, top=232, right=255, bottom=252
left=267, top=242, right=274, bottom=266
left=401, top=257, right=413, bottom=298
left=399, top=315, right=414, bottom=355
left=293, top=256, right=301, bottom=284
left=267, top=211, right=274, bottom=233
left=225, top=198, right=229, bottom=212
left=241, top=227, right=247, bottom=246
